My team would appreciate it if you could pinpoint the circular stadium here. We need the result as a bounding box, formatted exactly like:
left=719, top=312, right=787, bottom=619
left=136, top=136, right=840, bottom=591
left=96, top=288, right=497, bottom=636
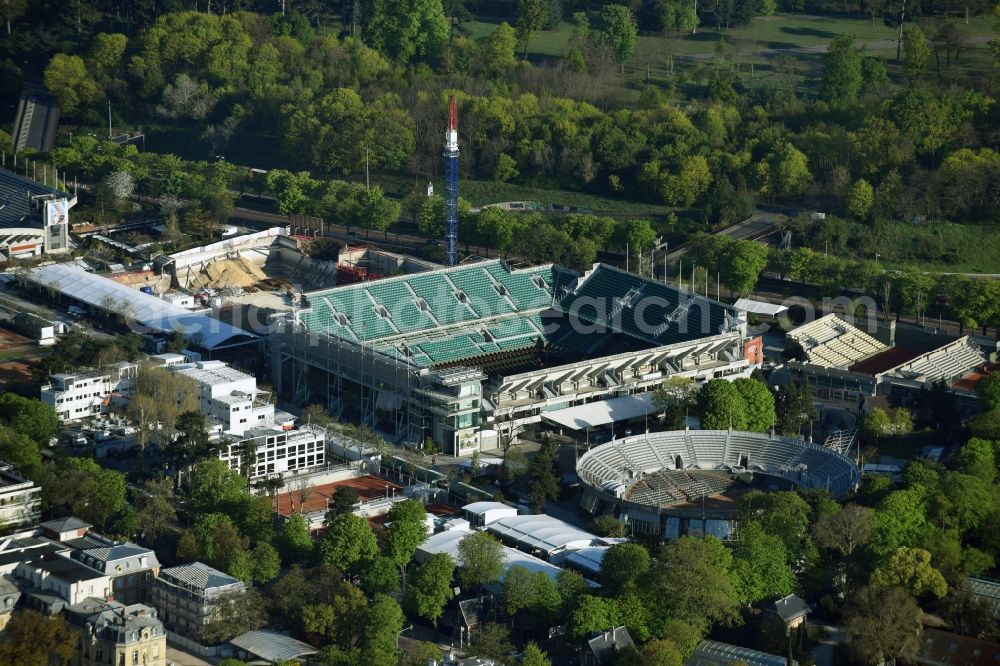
left=576, top=429, right=861, bottom=540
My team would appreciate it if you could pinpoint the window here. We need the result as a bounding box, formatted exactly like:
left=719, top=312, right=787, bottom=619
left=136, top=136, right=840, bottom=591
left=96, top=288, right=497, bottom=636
left=132, top=649, right=139, bottom=665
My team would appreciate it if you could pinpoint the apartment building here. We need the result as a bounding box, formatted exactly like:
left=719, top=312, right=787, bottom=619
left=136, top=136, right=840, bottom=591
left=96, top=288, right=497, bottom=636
left=164, top=360, right=273, bottom=436
left=0, top=463, right=41, bottom=531
left=40, top=362, right=137, bottom=422
left=150, top=562, right=245, bottom=642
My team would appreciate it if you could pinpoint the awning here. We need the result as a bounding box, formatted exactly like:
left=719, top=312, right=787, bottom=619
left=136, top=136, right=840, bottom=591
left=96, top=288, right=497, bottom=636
left=541, top=393, right=655, bottom=431
left=733, top=298, right=788, bottom=317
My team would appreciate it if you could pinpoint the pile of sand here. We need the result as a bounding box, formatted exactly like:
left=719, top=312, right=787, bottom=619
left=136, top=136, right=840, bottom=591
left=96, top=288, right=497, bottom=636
left=189, top=257, right=267, bottom=290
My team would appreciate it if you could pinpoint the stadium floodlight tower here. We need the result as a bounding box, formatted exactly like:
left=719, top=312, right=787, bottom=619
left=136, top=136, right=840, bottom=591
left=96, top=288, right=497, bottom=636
left=443, top=95, right=460, bottom=266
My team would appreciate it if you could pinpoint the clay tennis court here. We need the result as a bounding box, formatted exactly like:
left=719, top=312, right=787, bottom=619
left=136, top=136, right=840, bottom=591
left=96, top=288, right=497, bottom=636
left=274, top=475, right=403, bottom=516
left=0, top=326, right=41, bottom=386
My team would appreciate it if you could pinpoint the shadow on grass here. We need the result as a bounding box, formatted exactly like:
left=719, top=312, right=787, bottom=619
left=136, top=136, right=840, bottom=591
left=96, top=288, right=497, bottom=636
left=781, top=25, right=838, bottom=38
left=763, top=40, right=805, bottom=50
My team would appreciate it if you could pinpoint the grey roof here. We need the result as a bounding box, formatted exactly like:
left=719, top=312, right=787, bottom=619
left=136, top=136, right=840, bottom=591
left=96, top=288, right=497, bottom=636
left=587, top=626, right=634, bottom=664
left=770, top=594, right=810, bottom=623
left=159, top=562, right=242, bottom=592
left=25, top=552, right=107, bottom=583
left=230, top=629, right=319, bottom=662
left=967, top=577, right=1000, bottom=618
left=66, top=598, right=164, bottom=644
left=687, top=640, right=793, bottom=666
left=74, top=541, right=159, bottom=572
left=27, top=263, right=259, bottom=351
left=40, top=516, right=92, bottom=533
left=0, top=168, right=68, bottom=230
left=26, top=589, right=67, bottom=614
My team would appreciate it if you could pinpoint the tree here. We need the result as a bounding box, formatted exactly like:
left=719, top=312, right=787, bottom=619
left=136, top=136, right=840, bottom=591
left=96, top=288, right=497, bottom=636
left=522, top=642, right=551, bottom=666
left=470, top=623, right=514, bottom=664
left=652, top=376, right=696, bottom=429
left=871, top=547, right=948, bottom=599
left=600, top=5, right=638, bottom=73
left=358, top=186, right=400, bottom=239
left=847, top=178, right=874, bottom=219
left=821, top=34, right=862, bottom=104
left=697, top=379, right=749, bottom=430
left=481, top=22, right=517, bottom=73
left=363, top=556, right=401, bottom=595
left=591, top=514, right=626, bottom=538
left=365, top=0, right=450, bottom=63
left=600, top=543, right=650, bottom=595
left=975, top=373, right=1000, bottom=413
left=643, top=536, right=739, bottom=636
left=773, top=381, right=816, bottom=437
left=200, top=588, right=267, bottom=645
left=902, top=24, right=931, bottom=77
left=385, top=499, right=429, bottom=586
left=134, top=478, right=177, bottom=545
left=568, top=595, right=621, bottom=639
left=0, top=0, right=27, bottom=35
left=959, top=438, right=996, bottom=483
left=843, top=586, right=922, bottom=664
left=456, top=531, right=505, bottom=591
left=731, top=521, right=795, bottom=603
left=278, top=514, right=315, bottom=564
left=327, top=486, right=360, bottom=518
left=516, top=0, right=549, bottom=58
left=41, top=457, right=127, bottom=529
left=869, top=489, right=927, bottom=560
left=0, top=393, right=58, bottom=444
left=722, top=240, right=770, bottom=297
left=178, top=514, right=250, bottom=573
left=740, top=490, right=811, bottom=565
left=0, top=610, right=79, bottom=665
left=0, top=425, right=42, bottom=478
left=732, top=378, right=776, bottom=432
left=43, top=54, right=99, bottom=116
left=812, top=504, right=875, bottom=557
left=404, top=553, right=454, bottom=626
left=528, top=438, right=560, bottom=512
left=319, top=513, right=379, bottom=573
left=251, top=542, right=281, bottom=583
left=187, top=458, right=248, bottom=519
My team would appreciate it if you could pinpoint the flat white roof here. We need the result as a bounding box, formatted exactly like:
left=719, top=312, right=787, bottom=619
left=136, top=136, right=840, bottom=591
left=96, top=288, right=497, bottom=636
left=462, top=501, right=517, bottom=516
left=733, top=298, right=788, bottom=317
left=541, top=392, right=655, bottom=431
left=28, top=263, right=258, bottom=350
left=415, top=528, right=582, bottom=584
left=561, top=545, right=609, bottom=574
left=485, top=515, right=604, bottom=555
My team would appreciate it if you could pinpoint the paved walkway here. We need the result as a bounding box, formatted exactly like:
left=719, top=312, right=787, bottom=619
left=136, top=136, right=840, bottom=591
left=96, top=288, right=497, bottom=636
left=165, top=646, right=214, bottom=666
left=812, top=624, right=844, bottom=666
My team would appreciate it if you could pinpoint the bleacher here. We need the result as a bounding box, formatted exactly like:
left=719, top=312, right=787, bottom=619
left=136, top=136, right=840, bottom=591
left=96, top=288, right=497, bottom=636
left=447, top=267, right=517, bottom=317
left=483, top=262, right=554, bottom=311
left=625, top=470, right=736, bottom=506
left=577, top=430, right=860, bottom=499
left=787, top=314, right=887, bottom=368
left=364, top=280, right=435, bottom=333
left=884, top=336, right=986, bottom=383
left=560, top=265, right=733, bottom=346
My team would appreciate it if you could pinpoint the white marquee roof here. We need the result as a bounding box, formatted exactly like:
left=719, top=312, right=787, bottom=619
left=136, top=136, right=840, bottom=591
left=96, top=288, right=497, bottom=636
left=28, top=263, right=258, bottom=351
left=485, top=515, right=609, bottom=556
left=542, top=392, right=656, bottom=431
left=733, top=298, right=789, bottom=317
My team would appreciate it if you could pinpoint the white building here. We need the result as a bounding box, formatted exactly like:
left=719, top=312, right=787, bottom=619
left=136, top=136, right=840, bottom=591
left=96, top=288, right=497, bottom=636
left=0, top=463, right=41, bottom=530
left=220, top=424, right=326, bottom=479
left=166, top=360, right=273, bottom=437
left=41, top=363, right=137, bottom=422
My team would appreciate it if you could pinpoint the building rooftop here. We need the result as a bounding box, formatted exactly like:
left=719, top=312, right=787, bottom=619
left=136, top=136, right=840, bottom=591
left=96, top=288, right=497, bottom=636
left=687, top=640, right=793, bottom=666
left=23, top=552, right=107, bottom=584
left=586, top=626, right=634, bottom=665
left=40, top=516, right=92, bottom=533
left=0, top=168, right=69, bottom=230
left=158, top=562, right=242, bottom=592
left=230, top=630, right=319, bottom=663
left=769, top=594, right=810, bottom=623
left=27, top=263, right=259, bottom=351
